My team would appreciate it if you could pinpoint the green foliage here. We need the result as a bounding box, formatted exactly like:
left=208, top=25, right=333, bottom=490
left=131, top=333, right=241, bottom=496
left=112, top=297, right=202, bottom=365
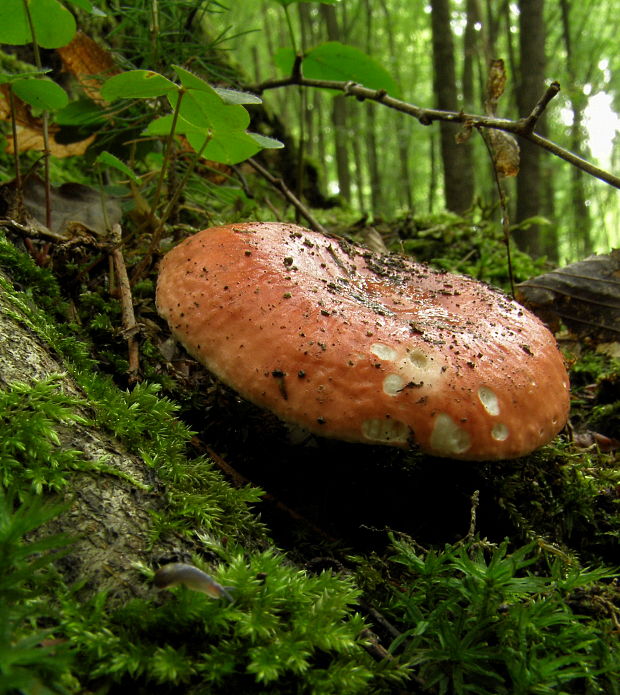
left=303, top=41, right=399, bottom=96
left=388, top=537, right=620, bottom=695
left=11, top=76, right=69, bottom=111
left=101, top=65, right=282, bottom=166
left=0, top=493, right=74, bottom=694
left=0, top=0, right=76, bottom=49
left=0, top=376, right=89, bottom=496
left=60, top=547, right=377, bottom=693
left=392, top=210, right=547, bottom=290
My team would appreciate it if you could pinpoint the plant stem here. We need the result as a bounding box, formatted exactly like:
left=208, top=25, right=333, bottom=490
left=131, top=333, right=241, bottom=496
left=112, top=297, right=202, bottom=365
left=150, top=89, right=185, bottom=218
left=22, top=0, right=52, bottom=231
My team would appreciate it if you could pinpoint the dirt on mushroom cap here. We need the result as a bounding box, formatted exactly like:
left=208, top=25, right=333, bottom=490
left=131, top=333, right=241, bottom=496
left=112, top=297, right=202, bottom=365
left=156, top=222, right=570, bottom=461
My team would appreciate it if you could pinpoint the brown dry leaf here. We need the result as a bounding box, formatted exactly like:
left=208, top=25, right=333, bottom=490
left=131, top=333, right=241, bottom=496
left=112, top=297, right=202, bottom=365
left=455, top=121, right=474, bottom=144
left=5, top=124, right=95, bottom=157
left=57, top=31, right=120, bottom=104
left=0, top=84, right=95, bottom=157
left=517, top=250, right=620, bottom=342
left=485, top=59, right=507, bottom=116
left=16, top=174, right=122, bottom=236
left=0, top=84, right=41, bottom=129
left=487, top=129, right=520, bottom=177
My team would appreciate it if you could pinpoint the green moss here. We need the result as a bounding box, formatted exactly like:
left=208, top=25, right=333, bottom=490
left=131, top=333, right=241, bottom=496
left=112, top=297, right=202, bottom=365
left=59, top=547, right=385, bottom=694
left=386, top=536, right=620, bottom=695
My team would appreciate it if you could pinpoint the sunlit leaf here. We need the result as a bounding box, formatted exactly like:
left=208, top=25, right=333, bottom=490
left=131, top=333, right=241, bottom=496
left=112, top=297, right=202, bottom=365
left=214, top=88, right=262, bottom=105
left=95, top=151, right=140, bottom=184
left=303, top=41, right=399, bottom=96
left=0, top=0, right=76, bottom=47
left=12, top=78, right=69, bottom=111
left=172, top=65, right=213, bottom=92
left=186, top=129, right=262, bottom=165
left=169, top=89, right=250, bottom=132
left=31, top=0, right=77, bottom=48
left=0, top=0, right=30, bottom=44
left=248, top=132, right=284, bottom=149
left=145, top=116, right=266, bottom=165
left=101, top=70, right=177, bottom=101
left=274, top=47, right=296, bottom=75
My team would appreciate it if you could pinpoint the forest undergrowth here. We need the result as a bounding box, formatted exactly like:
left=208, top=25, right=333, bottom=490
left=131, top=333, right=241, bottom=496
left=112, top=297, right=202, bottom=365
left=1, top=1, right=619, bottom=693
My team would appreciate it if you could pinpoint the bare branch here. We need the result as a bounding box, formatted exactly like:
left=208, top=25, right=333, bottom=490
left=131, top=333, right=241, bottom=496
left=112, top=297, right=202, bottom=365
left=246, top=157, right=329, bottom=235
left=255, top=76, right=620, bottom=190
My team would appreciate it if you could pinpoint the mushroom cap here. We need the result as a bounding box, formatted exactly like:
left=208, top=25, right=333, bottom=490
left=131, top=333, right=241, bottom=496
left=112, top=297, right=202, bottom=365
left=156, top=222, right=570, bottom=460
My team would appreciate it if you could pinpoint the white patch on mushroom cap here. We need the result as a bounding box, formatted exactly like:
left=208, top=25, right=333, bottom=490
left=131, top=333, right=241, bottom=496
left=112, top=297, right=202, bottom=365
left=362, top=418, right=410, bottom=443
left=383, top=373, right=405, bottom=396
left=370, top=343, right=398, bottom=361
left=491, top=423, right=509, bottom=441
left=430, top=413, right=471, bottom=455
left=478, top=386, right=500, bottom=416
left=408, top=349, right=429, bottom=369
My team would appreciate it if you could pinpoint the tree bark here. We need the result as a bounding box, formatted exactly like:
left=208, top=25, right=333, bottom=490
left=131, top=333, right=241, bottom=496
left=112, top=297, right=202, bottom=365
left=430, top=0, right=475, bottom=214
left=560, top=0, right=592, bottom=257
left=515, top=0, right=549, bottom=257
left=321, top=4, right=351, bottom=202
left=0, top=268, right=198, bottom=605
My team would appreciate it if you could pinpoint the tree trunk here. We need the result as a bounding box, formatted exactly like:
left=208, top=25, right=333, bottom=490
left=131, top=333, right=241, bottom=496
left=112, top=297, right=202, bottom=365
left=560, top=0, right=592, bottom=257
left=0, top=269, right=193, bottom=605
left=430, top=0, right=475, bottom=214
left=321, top=4, right=351, bottom=202
left=515, top=0, right=548, bottom=257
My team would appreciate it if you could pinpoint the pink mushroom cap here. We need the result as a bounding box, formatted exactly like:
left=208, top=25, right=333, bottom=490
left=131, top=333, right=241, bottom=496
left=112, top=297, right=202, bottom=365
left=156, top=222, right=570, bottom=460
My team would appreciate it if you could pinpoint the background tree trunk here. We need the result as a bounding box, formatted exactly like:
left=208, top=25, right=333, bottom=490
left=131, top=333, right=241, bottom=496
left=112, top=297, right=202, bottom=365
left=430, top=0, right=475, bottom=214
left=515, top=0, right=552, bottom=257
left=321, top=4, right=351, bottom=202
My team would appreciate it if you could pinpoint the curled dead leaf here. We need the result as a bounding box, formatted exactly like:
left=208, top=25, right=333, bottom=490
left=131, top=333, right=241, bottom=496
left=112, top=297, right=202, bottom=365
left=487, top=129, right=520, bottom=177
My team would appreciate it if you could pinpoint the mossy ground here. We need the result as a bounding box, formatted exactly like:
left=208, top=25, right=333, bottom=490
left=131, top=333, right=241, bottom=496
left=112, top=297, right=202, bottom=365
left=0, top=221, right=618, bottom=694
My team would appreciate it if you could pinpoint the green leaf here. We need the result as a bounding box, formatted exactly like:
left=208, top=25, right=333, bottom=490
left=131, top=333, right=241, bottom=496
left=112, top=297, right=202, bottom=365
left=101, top=70, right=178, bottom=101
left=274, top=47, right=296, bottom=75
left=64, top=0, right=106, bottom=15
left=0, top=0, right=74, bottom=47
left=274, top=0, right=338, bottom=5
left=12, top=78, right=69, bottom=111
left=303, top=41, right=399, bottom=96
left=95, top=151, right=140, bottom=184
left=143, top=114, right=176, bottom=136
left=31, top=0, right=77, bottom=48
left=214, top=88, right=262, bottom=105
left=248, top=132, right=284, bottom=149
left=0, top=71, right=49, bottom=84
left=55, top=98, right=106, bottom=126
left=186, top=129, right=262, bottom=165
left=145, top=115, right=263, bottom=165
left=172, top=65, right=213, bottom=92
left=169, top=88, right=250, bottom=132
left=0, top=0, right=30, bottom=44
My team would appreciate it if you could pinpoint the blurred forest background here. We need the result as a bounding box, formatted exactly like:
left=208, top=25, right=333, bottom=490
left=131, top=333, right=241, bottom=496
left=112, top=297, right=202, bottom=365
left=1, top=1, right=619, bottom=694
left=221, top=0, right=620, bottom=262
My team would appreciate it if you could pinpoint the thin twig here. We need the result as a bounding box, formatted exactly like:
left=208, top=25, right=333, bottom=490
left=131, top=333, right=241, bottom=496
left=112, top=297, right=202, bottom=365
left=479, top=129, right=516, bottom=297
left=247, top=157, right=328, bottom=234
left=110, top=223, right=140, bottom=380
left=255, top=75, right=620, bottom=189
left=521, top=81, right=561, bottom=133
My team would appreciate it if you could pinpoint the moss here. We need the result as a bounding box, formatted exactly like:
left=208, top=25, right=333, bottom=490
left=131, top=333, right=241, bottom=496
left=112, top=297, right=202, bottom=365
left=1, top=228, right=619, bottom=694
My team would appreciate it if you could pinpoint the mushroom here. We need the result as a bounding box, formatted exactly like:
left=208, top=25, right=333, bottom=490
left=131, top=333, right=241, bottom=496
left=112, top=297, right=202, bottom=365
left=156, top=222, right=570, bottom=460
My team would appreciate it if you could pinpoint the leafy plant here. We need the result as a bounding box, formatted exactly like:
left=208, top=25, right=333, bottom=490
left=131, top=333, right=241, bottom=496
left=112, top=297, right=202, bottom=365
left=0, top=492, right=74, bottom=695
left=388, top=537, right=620, bottom=695
left=59, top=546, right=382, bottom=693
